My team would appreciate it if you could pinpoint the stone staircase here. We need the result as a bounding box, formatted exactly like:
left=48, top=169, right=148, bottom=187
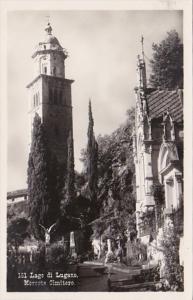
left=108, top=265, right=160, bottom=291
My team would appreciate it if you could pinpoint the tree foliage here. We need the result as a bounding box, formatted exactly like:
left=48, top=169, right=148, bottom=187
left=159, top=218, right=183, bottom=291
left=60, top=131, right=76, bottom=216
left=80, top=107, right=136, bottom=241
left=7, top=217, right=29, bottom=249
left=27, top=114, right=60, bottom=239
left=149, top=30, right=183, bottom=89
left=86, top=101, right=98, bottom=216
left=57, top=133, right=89, bottom=237
left=96, top=108, right=136, bottom=239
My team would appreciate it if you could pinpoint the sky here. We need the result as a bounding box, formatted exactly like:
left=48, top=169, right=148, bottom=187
left=7, top=10, right=183, bottom=191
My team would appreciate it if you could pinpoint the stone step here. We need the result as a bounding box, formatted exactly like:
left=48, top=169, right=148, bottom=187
left=109, top=280, right=159, bottom=291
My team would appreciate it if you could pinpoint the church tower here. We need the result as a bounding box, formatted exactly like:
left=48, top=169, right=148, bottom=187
left=27, top=22, right=74, bottom=166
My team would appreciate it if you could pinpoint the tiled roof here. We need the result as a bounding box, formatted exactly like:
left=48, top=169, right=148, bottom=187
left=146, top=89, right=183, bottom=123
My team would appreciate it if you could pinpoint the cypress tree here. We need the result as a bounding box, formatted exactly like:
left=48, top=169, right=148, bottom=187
left=86, top=100, right=98, bottom=213
left=27, top=113, right=59, bottom=239
left=60, top=131, right=75, bottom=216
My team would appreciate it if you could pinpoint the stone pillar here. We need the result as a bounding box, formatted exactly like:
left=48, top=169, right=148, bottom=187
left=164, top=177, right=174, bottom=211
left=179, top=236, right=184, bottom=266
left=143, top=144, right=154, bottom=206
left=139, top=152, right=145, bottom=205
left=135, top=157, right=141, bottom=237
left=70, top=231, right=77, bottom=258
left=174, top=173, right=182, bottom=208
left=105, top=239, right=113, bottom=264
left=107, top=239, right=112, bottom=253
left=135, top=158, right=141, bottom=209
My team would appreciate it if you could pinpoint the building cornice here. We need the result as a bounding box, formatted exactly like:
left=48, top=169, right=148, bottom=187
left=26, top=74, right=74, bottom=89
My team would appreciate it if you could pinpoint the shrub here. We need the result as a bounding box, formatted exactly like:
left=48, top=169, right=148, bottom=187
left=105, top=252, right=116, bottom=263
left=48, top=242, right=67, bottom=267
left=159, top=217, right=184, bottom=291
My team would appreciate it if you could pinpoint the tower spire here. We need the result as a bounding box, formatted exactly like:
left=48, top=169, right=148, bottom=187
left=136, top=35, right=147, bottom=90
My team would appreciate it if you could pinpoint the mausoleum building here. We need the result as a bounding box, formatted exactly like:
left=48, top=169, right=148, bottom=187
left=133, top=53, right=183, bottom=243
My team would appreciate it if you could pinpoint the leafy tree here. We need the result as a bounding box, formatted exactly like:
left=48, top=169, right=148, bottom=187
left=149, top=30, right=183, bottom=89
left=7, top=202, right=29, bottom=222
left=101, top=109, right=135, bottom=240
left=97, top=107, right=135, bottom=211
left=27, top=114, right=60, bottom=239
left=159, top=218, right=183, bottom=291
left=7, top=217, right=29, bottom=250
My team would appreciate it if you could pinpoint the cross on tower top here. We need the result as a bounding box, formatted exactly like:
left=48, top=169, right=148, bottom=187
left=45, top=16, right=52, bottom=35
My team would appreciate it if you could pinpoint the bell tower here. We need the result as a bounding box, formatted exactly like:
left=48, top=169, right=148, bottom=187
left=27, top=22, right=74, bottom=166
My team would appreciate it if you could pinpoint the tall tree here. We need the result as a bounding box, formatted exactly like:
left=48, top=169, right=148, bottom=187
left=27, top=113, right=60, bottom=239
left=60, top=131, right=76, bottom=216
left=86, top=100, right=98, bottom=216
left=149, top=30, right=183, bottom=89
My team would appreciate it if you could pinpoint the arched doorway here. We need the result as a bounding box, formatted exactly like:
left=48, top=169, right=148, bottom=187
left=158, top=142, right=182, bottom=211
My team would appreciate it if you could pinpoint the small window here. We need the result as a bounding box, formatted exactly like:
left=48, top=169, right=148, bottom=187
left=44, top=66, right=47, bottom=74
left=53, top=67, right=56, bottom=76
left=44, top=45, right=46, bottom=50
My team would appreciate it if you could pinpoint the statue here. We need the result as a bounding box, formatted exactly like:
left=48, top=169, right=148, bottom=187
left=39, top=223, right=56, bottom=245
